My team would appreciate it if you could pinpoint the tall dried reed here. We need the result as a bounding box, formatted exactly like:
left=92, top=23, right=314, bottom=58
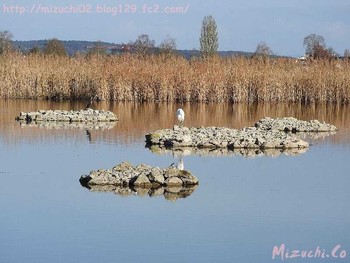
left=0, top=53, right=349, bottom=103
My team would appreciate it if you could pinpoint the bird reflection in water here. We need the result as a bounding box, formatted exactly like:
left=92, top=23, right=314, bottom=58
left=85, top=129, right=92, bottom=143
left=170, top=151, right=185, bottom=170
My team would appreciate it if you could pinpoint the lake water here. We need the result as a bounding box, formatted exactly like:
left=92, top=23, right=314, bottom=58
left=0, top=100, right=349, bottom=263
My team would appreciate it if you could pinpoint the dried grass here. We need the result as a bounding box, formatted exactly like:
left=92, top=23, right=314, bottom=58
left=0, top=53, right=349, bottom=103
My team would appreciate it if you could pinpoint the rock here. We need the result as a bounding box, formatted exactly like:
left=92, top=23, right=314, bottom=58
left=133, top=173, right=152, bottom=187
left=165, top=177, right=183, bottom=186
left=113, top=161, right=133, bottom=172
left=178, top=171, right=199, bottom=186
left=164, top=167, right=182, bottom=178
left=147, top=169, right=165, bottom=185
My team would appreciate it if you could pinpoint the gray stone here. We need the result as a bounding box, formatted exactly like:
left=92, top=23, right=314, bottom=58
left=112, top=162, right=133, bottom=172
left=132, top=173, right=152, bottom=187
left=165, top=177, right=183, bottom=186
left=164, top=167, right=181, bottom=178
left=147, top=169, right=165, bottom=184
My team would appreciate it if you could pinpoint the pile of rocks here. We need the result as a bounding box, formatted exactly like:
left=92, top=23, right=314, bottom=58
left=80, top=161, right=199, bottom=189
left=16, top=108, right=118, bottom=123
left=255, top=117, right=337, bottom=132
left=146, top=125, right=309, bottom=149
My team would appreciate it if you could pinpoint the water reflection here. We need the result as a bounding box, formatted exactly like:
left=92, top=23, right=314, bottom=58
left=1, top=99, right=349, bottom=262
left=296, top=131, right=337, bottom=140
left=147, top=145, right=309, bottom=158
left=17, top=120, right=116, bottom=130
left=169, top=152, right=185, bottom=170
left=80, top=183, right=198, bottom=202
left=1, top=99, right=349, bottom=146
left=17, top=120, right=116, bottom=144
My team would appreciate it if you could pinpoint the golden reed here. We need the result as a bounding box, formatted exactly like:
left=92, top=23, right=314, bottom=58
left=0, top=53, right=349, bottom=103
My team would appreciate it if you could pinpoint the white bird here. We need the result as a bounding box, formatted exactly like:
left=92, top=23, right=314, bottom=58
left=176, top=108, right=185, bottom=126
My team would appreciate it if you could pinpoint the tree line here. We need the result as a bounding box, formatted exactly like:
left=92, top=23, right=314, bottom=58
left=1, top=16, right=349, bottom=59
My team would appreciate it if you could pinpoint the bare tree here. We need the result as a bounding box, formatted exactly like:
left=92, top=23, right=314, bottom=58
left=199, top=15, right=219, bottom=56
left=133, top=34, right=155, bottom=56
left=159, top=35, right=177, bottom=56
left=312, top=43, right=334, bottom=60
left=0, top=30, right=13, bottom=54
left=344, top=49, right=350, bottom=58
left=303, top=34, right=326, bottom=56
left=254, top=41, right=273, bottom=57
left=327, top=47, right=338, bottom=58
left=44, top=38, right=67, bottom=56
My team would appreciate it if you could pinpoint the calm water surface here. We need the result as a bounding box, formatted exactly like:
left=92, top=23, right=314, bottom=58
left=0, top=100, right=349, bottom=263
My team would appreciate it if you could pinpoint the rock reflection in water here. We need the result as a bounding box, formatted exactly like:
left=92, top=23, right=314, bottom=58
left=296, top=131, right=337, bottom=140
left=18, top=121, right=116, bottom=143
left=80, top=183, right=198, bottom=202
left=147, top=145, right=308, bottom=158
left=17, top=120, right=116, bottom=130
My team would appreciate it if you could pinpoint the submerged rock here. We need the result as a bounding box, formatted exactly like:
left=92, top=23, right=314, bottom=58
left=80, top=161, right=199, bottom=201
left=15, top=108, right=118, bottom=123
left=255, top=117, right=337, bottom=132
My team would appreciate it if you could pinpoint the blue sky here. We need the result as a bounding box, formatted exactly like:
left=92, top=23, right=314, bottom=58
left=1, top=0, right=349, bottom=56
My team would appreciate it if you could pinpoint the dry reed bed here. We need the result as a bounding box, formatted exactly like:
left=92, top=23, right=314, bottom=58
left=0, top=54, right=349, bottom=103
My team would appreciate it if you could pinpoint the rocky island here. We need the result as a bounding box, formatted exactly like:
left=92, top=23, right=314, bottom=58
left=145, top=117, right=337, bottom=150
left=79, top=161, right=199, bottom=201
left=15, top=108, right=118, bottom=123
left=146, top=125, right=309, bottom=149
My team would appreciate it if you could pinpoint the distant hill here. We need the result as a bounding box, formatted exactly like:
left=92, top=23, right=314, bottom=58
left=13, top=40, right=254, bottom=58
left=13, top=40, right=114, bottom=56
